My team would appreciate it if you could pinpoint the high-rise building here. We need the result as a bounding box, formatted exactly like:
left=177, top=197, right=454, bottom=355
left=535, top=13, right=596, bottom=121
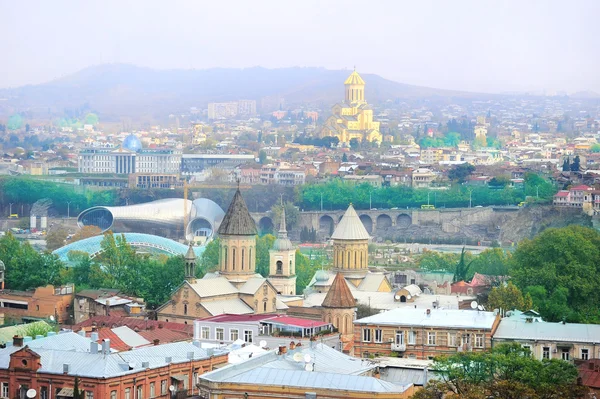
left=321, top=69, right=383, bottom=144
left=207, top=102, right=238, bottom=119
left=237, top=100, right=257, bottom=117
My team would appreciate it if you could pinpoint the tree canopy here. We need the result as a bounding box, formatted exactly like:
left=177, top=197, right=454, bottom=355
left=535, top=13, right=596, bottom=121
left=413, top=343, right=587, bottom=399
left=511, top=225, right=600, bottom=323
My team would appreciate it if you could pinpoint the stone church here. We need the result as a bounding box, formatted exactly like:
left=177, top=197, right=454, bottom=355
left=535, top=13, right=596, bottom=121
left=156, top=188, right=297, bottom=323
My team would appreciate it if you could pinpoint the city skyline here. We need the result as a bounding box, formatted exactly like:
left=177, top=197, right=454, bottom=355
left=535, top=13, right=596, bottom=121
left=1, top=0, right=599, bottom=94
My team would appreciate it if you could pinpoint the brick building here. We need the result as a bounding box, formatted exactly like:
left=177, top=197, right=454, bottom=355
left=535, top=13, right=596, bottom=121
left=0, top=332, right=228, bottom=399
left=0, top=284, right=74, bottom=324
left=353, top=308, right=500, bottom=359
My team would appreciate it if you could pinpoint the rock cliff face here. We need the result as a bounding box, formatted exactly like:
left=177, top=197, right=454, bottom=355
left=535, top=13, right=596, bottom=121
left=286, top=206, right=593, bottom=245
left=497, top=206, right=592, bottom=243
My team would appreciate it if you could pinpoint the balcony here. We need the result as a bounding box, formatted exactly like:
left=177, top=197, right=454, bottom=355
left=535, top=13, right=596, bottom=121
left=391, top=343, right=406, bottom=351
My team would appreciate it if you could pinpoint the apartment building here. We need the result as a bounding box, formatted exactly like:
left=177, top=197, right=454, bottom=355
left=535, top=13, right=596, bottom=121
left=353, top=308, right=500, bottom=359
left=0, top=332, right=228, bottom=399
left=492, top=314, right=600, bottom=362
left=0, top=284, right=74, bottom=323
left=411, top=168, right=436, bottom=188
left=78, top=148, right=181, bottom=175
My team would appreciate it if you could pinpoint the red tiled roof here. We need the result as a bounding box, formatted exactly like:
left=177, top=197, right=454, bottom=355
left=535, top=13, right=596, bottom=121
left=138, top=329, right=190, bottom=344
left=578, top=359, right=600, bottom=389
left=322, top=273, right=356, bottom=309
left=554, top=191, right=570, bottom=197
left=87, top=328, right=131, bottom=352
left=571, top=185, right=592, bottom=191
left=73, top=315, right=193, bottom=335
left=262, top=316, right=329, bottom=329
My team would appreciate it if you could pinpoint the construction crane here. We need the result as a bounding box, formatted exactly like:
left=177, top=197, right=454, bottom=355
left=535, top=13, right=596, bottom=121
left=183, top=179, right=252, bottom=239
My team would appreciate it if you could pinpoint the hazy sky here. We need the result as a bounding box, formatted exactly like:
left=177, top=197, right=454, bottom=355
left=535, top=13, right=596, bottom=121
left=1, top=0, right=599, bottom=93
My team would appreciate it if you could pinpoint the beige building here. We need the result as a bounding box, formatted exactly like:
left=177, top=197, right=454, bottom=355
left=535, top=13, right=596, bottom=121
left=412, top=168, right=436, bottom=188
left=156, top=188, right=288, bottom=322
left=353, top=308, right=500, bottom=359
left=268, top=207, right=297, bottom=296
left=321, top=273, right=357, bottom=335
left=321, top=70, right=383, bottom=144
left=492, top=312, right=600, bottom=362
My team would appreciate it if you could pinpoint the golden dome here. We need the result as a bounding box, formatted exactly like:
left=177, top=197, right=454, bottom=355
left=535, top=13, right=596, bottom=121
left=344, top=70, right=365, bottom=85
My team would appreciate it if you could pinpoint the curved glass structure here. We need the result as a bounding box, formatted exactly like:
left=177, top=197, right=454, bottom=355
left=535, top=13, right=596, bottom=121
left=122, top=134, right=143, bottom=152
left=77, top=198, right=225, bottom=242
left=52, top=232, right=205, bottom=262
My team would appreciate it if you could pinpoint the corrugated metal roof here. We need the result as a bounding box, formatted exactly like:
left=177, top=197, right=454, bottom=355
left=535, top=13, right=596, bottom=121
left=355, top=308, right=497, bottom=330
left=494, top=319, right=600, bottom=343
left=202, top=299, right=254, bottom=316
left=358, top=273, right=388, bottom=292
left=331, top=204, right=370, bottom=240
left=238, top=277, right=267, bottom=295
left=188, top=277, right=239, bottom=298
left=111, top=326, right=151, bottom=348
left=0, top=321, right=51, bottom=344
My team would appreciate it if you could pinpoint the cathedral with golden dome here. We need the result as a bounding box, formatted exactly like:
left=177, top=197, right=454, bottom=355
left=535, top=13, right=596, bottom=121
left=320, top=69, right=383, bottom=145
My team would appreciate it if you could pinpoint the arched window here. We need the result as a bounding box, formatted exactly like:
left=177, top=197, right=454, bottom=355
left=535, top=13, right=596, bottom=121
left=263, top=302, right=267, bottom=312
left=276, top=261, right=283, bottom=275
left=354, top=251, right=357, bottom=268
left=249, top=248, right=252, bottom=269
left=232, top=248, right=236, bottom=270
left=346, top=251, right=351, bottom=268
left=183, top=304, right=188, bottom=315
left=224, top=247, right=228, bottom=270
left=289, top=260, right=293, bottom=274
left=241, top=248, right=245, bottom=270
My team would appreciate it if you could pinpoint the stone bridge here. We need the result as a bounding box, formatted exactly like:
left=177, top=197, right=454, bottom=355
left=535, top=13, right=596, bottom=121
left=251, top=206, right=520, bottom=242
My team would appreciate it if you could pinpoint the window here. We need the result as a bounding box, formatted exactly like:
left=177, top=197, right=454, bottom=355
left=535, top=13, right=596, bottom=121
left=161, top=380, right=167, bottom=395
left=40, top=387, right=48, bottom=399
left=244, top=330, right=253, bottom=343
left=216, top=328, right=224, bottom=341
left=136, top=386, right=142, bottom=399
left=124, top=389, right=131, bottom=399
left=276, top=260, right=283, bottom=274
left=232, top=248, right=236, bottom=270
left=561, top=349, right=570, bottom=361
left=2, top=383, right=9, bottom=398
left=542, top=347, right=550, bottom=359
left=149, top=383, right=155, bottom=398
left=522, top=344, right=532, bottom=356
left=241, top=248, right=245, bottom=270
left=461, top=333, right=471, bottom=346
left=581, top=348, right=589, bottom=360
left=86, top=392, right=94, bottom=399
left=408, top=331, right=417, bottom=345
left=263, top=285, right=268, bottom=295
left=201, top=326, right=210, bottom=339
left=183, top=303, right=188, bottom=315
left=374, top=329, right=382, bottom=343
left=475, top=334, right=484, bottom=348
left=230, top=329, right=239, bottom=341
left=427, top=332, right=436, bottom=345
left=263, top=302, right=267, bottom=312
left=362, top=328, right=371, bottom=342
left=395, top=331, right=404, bottom=345
left=448, top=333, right=457, bottom=347
left=110, top=391, right=117, bottom=399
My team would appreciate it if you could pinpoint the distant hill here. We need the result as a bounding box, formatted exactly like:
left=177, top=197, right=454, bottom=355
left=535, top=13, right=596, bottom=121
left=0, top=64, right=482, bottom=121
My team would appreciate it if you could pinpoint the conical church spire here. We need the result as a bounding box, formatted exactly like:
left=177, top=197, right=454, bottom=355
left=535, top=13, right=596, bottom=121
left=278, top=199, right=287, bottom=236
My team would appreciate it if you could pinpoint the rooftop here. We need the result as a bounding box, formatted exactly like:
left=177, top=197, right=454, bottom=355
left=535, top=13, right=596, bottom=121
left=493, top=319, right=600, bottom=344
left=322, top=273, right=356, bottom=309
left=354, top=308, right=497, bottom=330
left=217, top=188, right=257, bottom=236
left=330, top=204, right=370, bottom=241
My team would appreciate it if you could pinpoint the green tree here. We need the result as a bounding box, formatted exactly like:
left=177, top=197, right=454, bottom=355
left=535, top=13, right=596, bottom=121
left=7, top=114, right=23, bottom=131
left=73, top=377, right=82, bottom=399
left=487, top=282, right=526, bottom=311
left=199, top=238, right=220, bottom=275
left=448, top=163, right=475, bottom=183
left=570, top=155, right=581, bottom=172
left=416, top=343, right=587, bottom=399
left=255, top=234, right=275, bottom=277
left=258, top=150, right=267, bottom=164
left=453, top=247, right=474, bottom=282
left=416, top=250, right=462, bottom=273
left=590, top=144, right=600, bottom=153
left=84, top=113, right=99, bottom=126
left=46, top=228, right=68, bottom=251
left=444, top=132, right=461, bottom=147
left=511, top=225, right=600, bottom=323
left=341, top=153, right=348, bottom=162
left=349, top=138, right=360, bottom=151
left=562, top=157, right=570, bottom=172
left=295, top=249, right=322, bottom=294
left=468, top=248, right=511, bottom=279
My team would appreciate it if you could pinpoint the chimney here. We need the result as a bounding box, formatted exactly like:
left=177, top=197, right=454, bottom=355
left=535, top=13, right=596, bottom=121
left=13, top=336, right=23, bottom=347
left=165, top=356, right=172, bottom=363
left=91, top=332, right=99, bottom=342
left=426, top=309, right=431, bottom=316
left=78, top=330, right=85, bottom=337
left=63, top=364, right=70, bottom=374
left=105, top=299, right=111, bottom=316
left=102, top=339, right=111, bottom=355
left=278, top=345, right=288, bottom=355
left=35, top=335, right=44, bottom=340
left=47, top=331, right=56, bottom=337
left=23, top=336, right=32, bottom=343
left=142, top=361, right=150, bottom=368
left=158, top=323, right=164, bottom=329
left=193, top=341, right=201, bottom=348
left=153, top=339, right=160, bottom=346
left=289, top=341, right=296, bottom=350
left=296, top=341, right=302, bottom=347
left=187, top=351, right=195, bottom=360
left=90, top=341, right=98, bottom=354
left=589, top=362, right=595, bottom=371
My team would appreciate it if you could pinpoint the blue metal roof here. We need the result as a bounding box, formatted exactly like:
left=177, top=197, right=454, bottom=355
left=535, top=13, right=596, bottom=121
left=53, top=233, right=205, bottom=262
